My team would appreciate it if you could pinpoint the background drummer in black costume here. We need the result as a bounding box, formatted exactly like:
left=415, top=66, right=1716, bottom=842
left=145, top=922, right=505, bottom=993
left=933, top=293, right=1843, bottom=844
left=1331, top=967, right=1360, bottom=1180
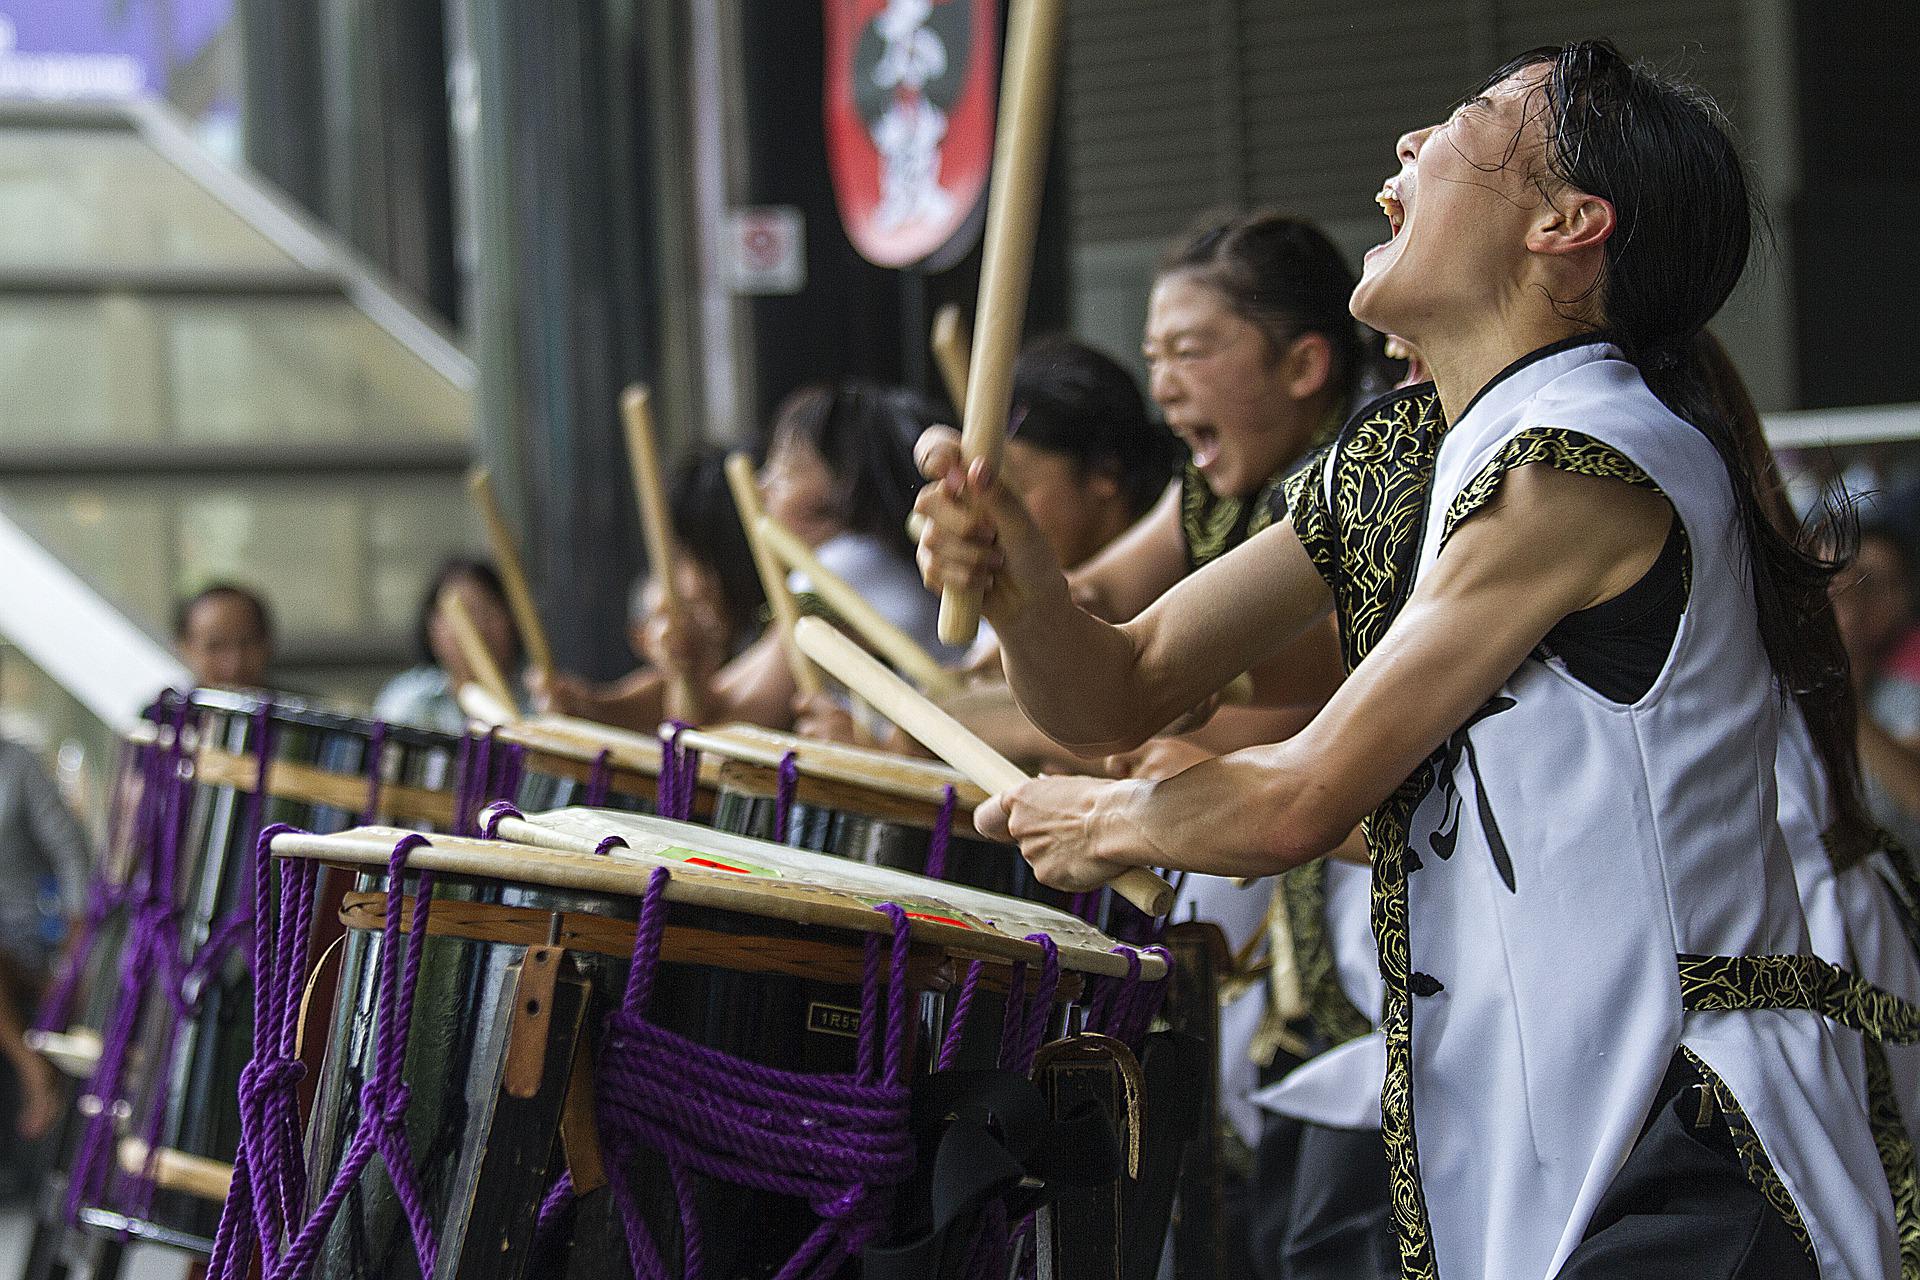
left=916, top=40, right=1898, bottom=1277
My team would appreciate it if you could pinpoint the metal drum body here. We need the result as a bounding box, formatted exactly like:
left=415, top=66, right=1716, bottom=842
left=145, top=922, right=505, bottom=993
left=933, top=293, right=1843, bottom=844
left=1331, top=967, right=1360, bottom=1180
left=285, top=816, right=1152, bottom=1280
left=85, top=689, right=460, bottom=1252
left=680, top=725, right=1055, bottom=904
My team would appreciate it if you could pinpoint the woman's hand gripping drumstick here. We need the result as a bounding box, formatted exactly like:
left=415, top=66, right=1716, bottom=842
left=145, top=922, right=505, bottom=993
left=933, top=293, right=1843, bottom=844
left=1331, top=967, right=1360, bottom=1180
left=468, top=467, right=555, bottom=687
left=936, top=0, right=1067, bottom=646
left=793, top=616, right=1175, bottom=916
left=621, top=386, right=704, bottom=723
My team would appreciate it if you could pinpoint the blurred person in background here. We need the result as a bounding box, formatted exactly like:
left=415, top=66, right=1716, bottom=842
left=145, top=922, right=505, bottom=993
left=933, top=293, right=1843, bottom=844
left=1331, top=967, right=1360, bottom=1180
left=537, top=450, right=768, bottom=731
left=1832, top=523, right=1920, bottom=856
left=0, top=659, right=89, bottom=1147
left=375, top=558, right=526, bottom=734
left=173, top=582, right=274, bottom=690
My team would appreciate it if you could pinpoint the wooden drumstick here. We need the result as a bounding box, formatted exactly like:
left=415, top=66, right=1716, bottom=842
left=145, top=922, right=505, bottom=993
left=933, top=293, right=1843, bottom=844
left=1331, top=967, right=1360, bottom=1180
left=937, top=0, right=1067, bottom=647
left=931, top=302, right=970, bottom=411
left=757, top=514, right=964, bottom=701
left=794, top=616, right=1174, bottom=916
left=620, top=385, right=703, bottom=722
left=725, top=452, right=824, bottom=699
left=467, top=467, right=554, bottom=685
left=441, top=588, right=517, bottom=713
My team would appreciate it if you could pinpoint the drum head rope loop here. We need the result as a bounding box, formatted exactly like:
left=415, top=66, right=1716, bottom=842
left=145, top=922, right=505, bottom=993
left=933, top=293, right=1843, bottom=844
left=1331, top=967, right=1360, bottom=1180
left=594, top=868, right=918, bottom=1280
left=658, top=721, right=702, bottom=820
left=924, top=785, right=958, bottom=882
left=775, top=751, right=800, bottom=842
left=358, top=720, right=388, bottom=825
left=586, top=748, right=614, bottom=807
left=209, top=830, right=442, bottom=1280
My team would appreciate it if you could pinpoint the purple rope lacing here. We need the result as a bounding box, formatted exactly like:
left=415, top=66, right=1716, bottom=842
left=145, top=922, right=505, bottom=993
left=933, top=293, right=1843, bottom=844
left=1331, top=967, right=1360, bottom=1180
left=922, top=786, right=957, bottom=881
left=774, top=752, right=799, bottom=843
left=450, top=734, right=478, bottom=835
left=359, top=722, right=389, bottom=825
left=68, top=696, right=273, bottom=1225
left=494, top=743, right=526, bottom=812
left=585, top=750, right=613, bottom=807
left=963, top=933, right=1062, bottom=1280
left=123, top=704, right=277, bottom=1225
left=478, top=800, right=522, bottom=840
left=208, top=831, right=442, bottom=1280
left=934, top=960, right=985, bottom=1073
left=657, top=722, right=700, bottom=821
left=592, top=868, right=917, bottom=1280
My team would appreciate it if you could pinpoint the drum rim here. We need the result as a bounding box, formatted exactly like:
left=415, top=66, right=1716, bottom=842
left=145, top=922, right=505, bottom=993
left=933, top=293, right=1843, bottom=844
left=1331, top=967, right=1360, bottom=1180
left=675, top=723, right=988, bottom=808
left=177, top=687, right=462, bottom=750
left=274, top=826, right=1164, bottom=979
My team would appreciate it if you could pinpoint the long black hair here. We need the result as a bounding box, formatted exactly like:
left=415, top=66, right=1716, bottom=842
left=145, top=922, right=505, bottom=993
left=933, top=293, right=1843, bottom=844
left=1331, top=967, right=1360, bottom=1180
left=1494, top=40, right=1869, bottom=857
left=1012, top=336, right=1180, bottom=520
left=769, top=381, right=940, bottom=551
left=665, top=448, right=767, bottom=647
left=1158, top=210, right=1380, bottom=408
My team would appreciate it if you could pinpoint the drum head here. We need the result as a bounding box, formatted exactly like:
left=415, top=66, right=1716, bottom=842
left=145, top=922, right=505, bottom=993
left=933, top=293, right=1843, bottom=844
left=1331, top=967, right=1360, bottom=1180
left=676, top=723, right=988, bottom=809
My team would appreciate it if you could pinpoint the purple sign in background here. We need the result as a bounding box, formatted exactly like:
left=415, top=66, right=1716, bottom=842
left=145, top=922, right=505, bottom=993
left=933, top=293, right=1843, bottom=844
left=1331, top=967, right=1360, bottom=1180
left=0, top=0, right=235, bottom=100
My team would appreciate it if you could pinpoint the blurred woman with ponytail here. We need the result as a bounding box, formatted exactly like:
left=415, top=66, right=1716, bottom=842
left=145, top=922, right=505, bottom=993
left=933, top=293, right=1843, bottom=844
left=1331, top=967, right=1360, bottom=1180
left=915, top=39, right=1900, bottom=1277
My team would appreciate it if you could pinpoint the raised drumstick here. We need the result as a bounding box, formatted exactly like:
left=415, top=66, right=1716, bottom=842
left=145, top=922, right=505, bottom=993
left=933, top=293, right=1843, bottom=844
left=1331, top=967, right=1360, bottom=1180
left=936, top=0, right=1068, bottom=647
left=441, top=588, right=516, bottom=713
left=467, top=468, right=554, bottom=685
left=794, top=616, right=1174, bottom=916
left=620, top=386, right=704, bottom=723
left=724, top=452, right=825, bottom=699
left=757, top=513, right=963, bottom=700
left=931, top=302, right=970, bottom=411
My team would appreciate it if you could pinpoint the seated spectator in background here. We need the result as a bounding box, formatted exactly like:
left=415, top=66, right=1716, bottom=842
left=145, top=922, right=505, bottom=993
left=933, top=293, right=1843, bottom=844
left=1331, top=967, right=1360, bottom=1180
left=375, top=559, right=525, bottom=735
left=173, top=583, right=274, bottom=690
left=538, top=450, right=768, bottom=731
left=0, top=700, right=88, bottom=1141
left=1832, top=522, right=1920, bottom=853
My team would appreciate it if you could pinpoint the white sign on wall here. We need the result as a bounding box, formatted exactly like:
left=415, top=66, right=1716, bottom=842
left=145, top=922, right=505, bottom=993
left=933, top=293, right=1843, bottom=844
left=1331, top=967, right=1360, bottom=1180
left=725, top=205, right=806, bottom=296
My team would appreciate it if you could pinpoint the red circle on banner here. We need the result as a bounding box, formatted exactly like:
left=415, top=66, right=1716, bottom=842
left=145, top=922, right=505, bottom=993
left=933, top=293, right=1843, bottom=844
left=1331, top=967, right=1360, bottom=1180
left=824, top=0, right=997, bottom=269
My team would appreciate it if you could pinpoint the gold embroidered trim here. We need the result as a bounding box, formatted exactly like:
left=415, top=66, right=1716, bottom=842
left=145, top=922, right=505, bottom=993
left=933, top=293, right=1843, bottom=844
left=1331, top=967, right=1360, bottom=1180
left=1679, top=1046, right=1816, bottom=1262
left=1677, top=952, right=1920, bottom=1043
left=1864, top=1038, right=1920, bottom=1278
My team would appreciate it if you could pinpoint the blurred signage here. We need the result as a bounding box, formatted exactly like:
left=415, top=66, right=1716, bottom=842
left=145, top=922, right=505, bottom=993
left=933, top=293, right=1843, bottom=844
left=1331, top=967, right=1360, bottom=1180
left=726, top=205, right=807, bottom=295
left=0, top=0, right=233, bottom=100
left=824, top=0, right=996, bottom=270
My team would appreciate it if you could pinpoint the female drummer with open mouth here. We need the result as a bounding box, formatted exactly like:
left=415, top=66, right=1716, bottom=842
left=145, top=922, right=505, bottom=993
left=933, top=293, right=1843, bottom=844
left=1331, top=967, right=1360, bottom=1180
left=916, top=39, right=1901, bottom=1280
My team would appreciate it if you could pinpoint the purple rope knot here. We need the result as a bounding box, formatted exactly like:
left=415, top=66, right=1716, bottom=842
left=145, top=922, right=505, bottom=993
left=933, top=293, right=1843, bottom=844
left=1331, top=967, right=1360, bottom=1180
left=479, top=800, right=523, bottom=840
left=923, top=785, right=957, bottom=881
left=593, top=835, right=629, bottom=858
left=593, top=874, right=919, bottom=1280
left=774, top=751, right=799, bottom=842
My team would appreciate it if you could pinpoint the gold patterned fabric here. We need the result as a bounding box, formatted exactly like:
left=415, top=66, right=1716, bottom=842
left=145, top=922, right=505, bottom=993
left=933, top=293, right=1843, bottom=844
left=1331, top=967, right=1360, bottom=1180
left=1679, top=1046, right=1817, bottom=1263
left=1282, top=859, right=1375, bottom=1049
left=1181, top=461, right=1285, bottom=572
left=1865, top=1039, right=1920, bottom=1278
left=1284, top=385, right=1448, bottom=1277
left=1676, top=952, right=1920, bottom=1043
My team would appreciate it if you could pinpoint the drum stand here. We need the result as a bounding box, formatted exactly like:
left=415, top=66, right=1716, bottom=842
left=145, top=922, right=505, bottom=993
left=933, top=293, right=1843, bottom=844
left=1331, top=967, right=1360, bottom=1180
left=19, top=1097, right=126, bottom=1280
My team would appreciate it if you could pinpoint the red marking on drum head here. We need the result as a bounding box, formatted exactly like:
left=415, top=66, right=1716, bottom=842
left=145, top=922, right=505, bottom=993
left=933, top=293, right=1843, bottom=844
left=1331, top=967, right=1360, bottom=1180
left=905, top=911, right=970, bottom=929
left=685, top=857, right=752, bottom=874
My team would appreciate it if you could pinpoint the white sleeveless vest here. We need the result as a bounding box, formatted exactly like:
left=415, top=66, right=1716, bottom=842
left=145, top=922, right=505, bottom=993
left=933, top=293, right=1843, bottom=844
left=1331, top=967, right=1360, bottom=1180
left=1399, top=344, right=1893, bottom=1278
